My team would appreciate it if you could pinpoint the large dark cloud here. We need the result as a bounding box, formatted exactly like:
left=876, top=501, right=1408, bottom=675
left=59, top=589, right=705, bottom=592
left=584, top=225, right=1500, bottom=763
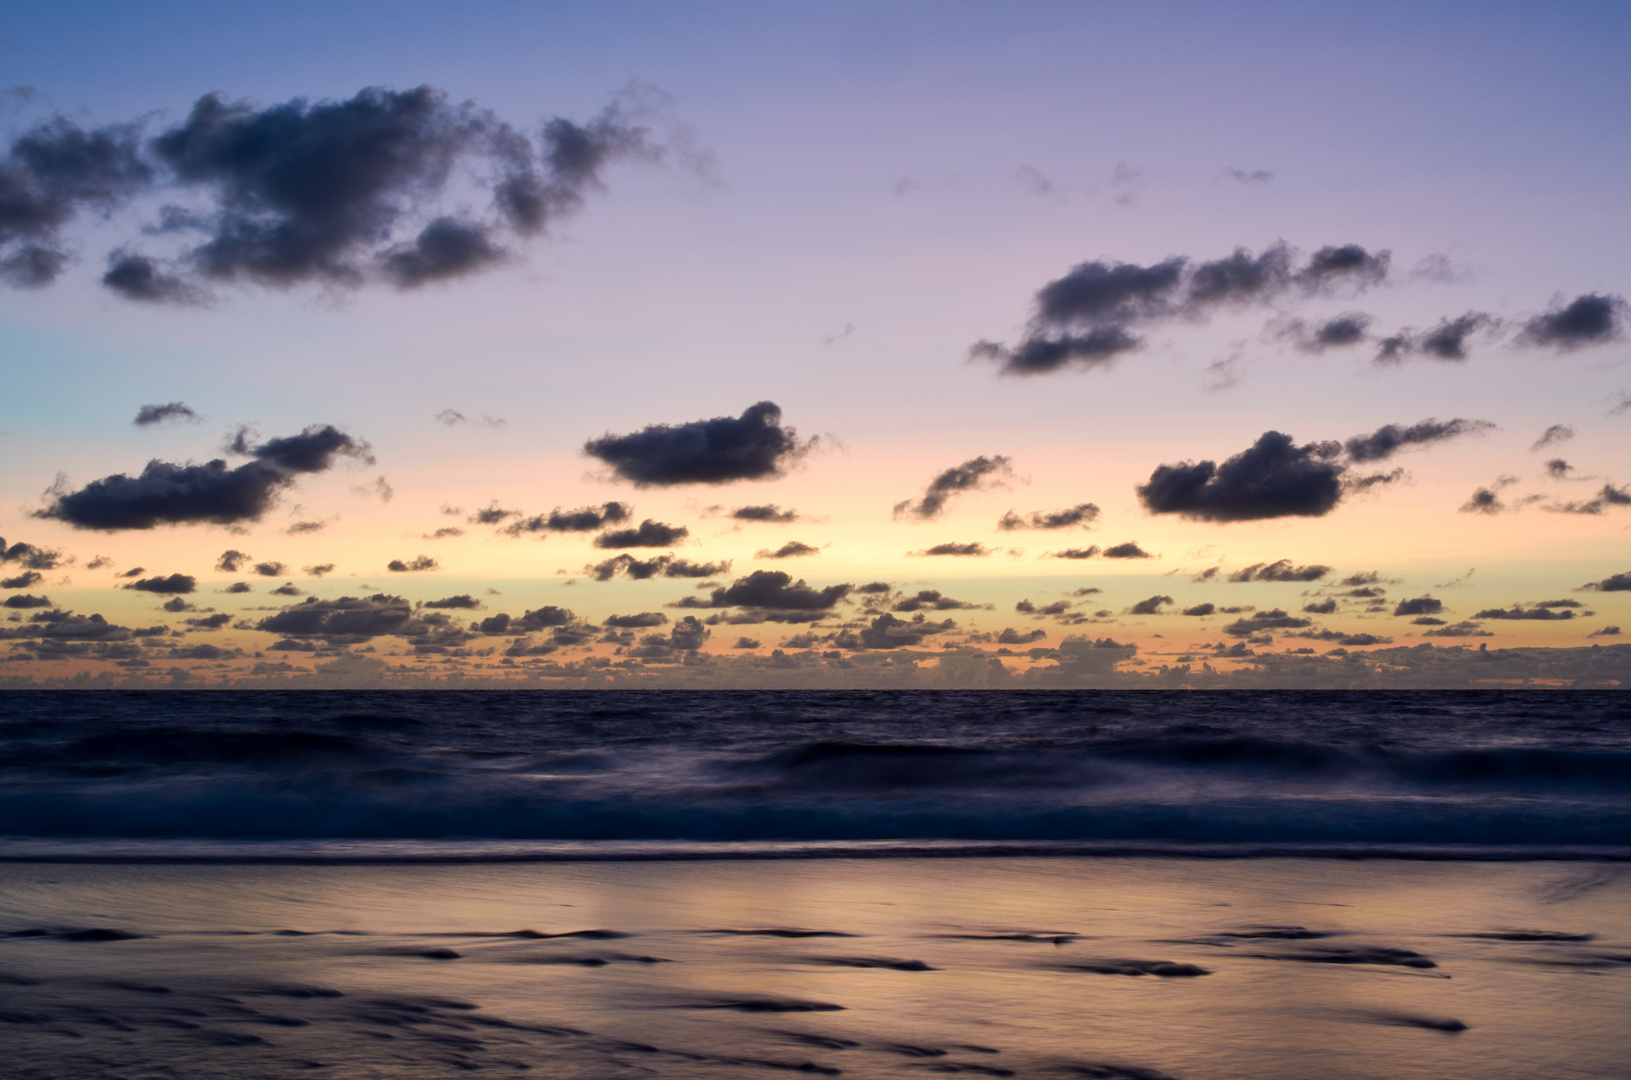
left=594, top=519, right=689, bottom=549
left=1343, top=418, right=1495, bottom=463
left=257, top=593, right=418, bottom=641
left=1579, top=572, right=1631, bottom=593
left=848, top=612, right=956, bottom=650
left=676, top=570, right=850, bottom=612
left=134, top=401, right=200, bottom=426
left=972, top=242, right=1389, bottom=375
left=1137, top=431, right=1346, bottom=522
left=3, top=594, right=54, bottom=609
left=1393, top=596, right=1444, bottom=617
left=1518, top=294, right=1626, bottom=350
left=1228, top=560, right=1330, bottom=583
left=998, top=503, right=1099, bottom=531
left=500, top=502, right=632, bottom=536
left=0, top=118, right=153, bottom=286
left=894, top=455, right=1013, bottom=519
left=39, top=424, right=371, bottom=530
left=584, top=402, right=814, bottom=486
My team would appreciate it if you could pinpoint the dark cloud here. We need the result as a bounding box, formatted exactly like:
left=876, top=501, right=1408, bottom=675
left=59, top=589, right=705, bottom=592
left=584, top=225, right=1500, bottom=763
left=469, top=502, right=520, bottom=525
left=856, top=582, right=893, bottom=594
left=424, top=595, right=482, bottom=609
left=604, top=611, right=668, bottom=628
left=973, top=243, right=1389, bottom=376
left=1281, top=313, right=1372, bottom=353
left=915, top=542, right=991, bottom=557
left=302, top=564, right=335, bottom=578
left=1589, top=626, right=1621, bottom=637
left=1222, top=608, right=1312, bottom=637
left=585, top=554, right=731, bottom=582
left=1129, top=595, right=1173, bottom=615
left=756, top=541, right=819, bottom=559
left=102, top=253, right=201, bottom=303
left=0, top=539, right=63, bottom=570
left=1182, top=602, right=1215, bottom=616
left=895, top=590, right=982, bottom=612
left=380, top=216, right=506, bottom=288
left=224, top=582, right=251, bottom=594
left=386, top=555, right=438, bottom=572
left=998, top=503, right=1100, bottom=530
left=1102, top=542, right=1152, bottom=559
left=1544, top=459, right=1573, bottom=479
left=1460, top=488, right=1505, bottom=514
left=423, top=526, right=465, bottom=539
left=39, top=423, right=370, bottom=530
left=894, top=455, right=1014, bottom=519
left=1228, top=560, right=1330, bottom=583
left=1548, top=483, right=1631, bottom=515
left=502, top=502, right=632, bottom=536
left=730, top=504, right=799, bottom=523
left=3, top=594, right=54, bottom=608
left=1579, top=572, right=1631, bottom=593
left=1531, top=424, right=1574, bottom=451
left=696, top=570, right=850, bottom=612
left=183, top=612, right=232, bottom=630
left=123, top=573, right=196, bottom=594
left=1138, top=431, right=1346, bottom=522
left=1393, top=596, right=1444, bottom=617
left=286, top=520, right=326, bottom=535
left=253, top=561, right=287, bottom=577
left=998, top=627, right=1048, bottom=644
left=1048, top=547, right=1101, bottom=560
left=594, top=519, right=689, bottom=549
left=1473, top=605, right=1576, bottom=621
left=849, top=612, right=955, bottom=649
left=134, top=401, right=200, bottom=426
left=161, top=597, right=196, bottom=612
left=1518, top=294, right=1626, bottom=350
left=585, top=402, right=814, bottom=487
left=1374, top=312, right=1493, bottom=363
left=1302, top=599, right=1337, bottom=614
left=1423, top=621, right=1492, bottom=638
left=270, top=583, right=303, bottom=596
left=1343, top=418, right=1495, bottom=463
left=0, top=117, right=153, bottom=286
left=257, top=593, right=419, bottom=641
left=732, top=636, right=760, bottom=649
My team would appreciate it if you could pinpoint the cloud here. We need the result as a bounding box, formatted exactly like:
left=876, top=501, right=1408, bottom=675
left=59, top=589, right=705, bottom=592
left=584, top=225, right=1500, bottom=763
left=252, top=561, right=287, bottom=577
left=898, top=590, right=984, bottom=612
left=1518, top=294, right=1626, bottom=350
left=675, top=570, right=851, bottom=615
left=1589, top=626, right=1621, bottom=637
left=894, top=455, right=1014, bottom=519
left=1228, top=559, right=1329, bottom=582
left=0, top=539, right=64, bottom=570
left=75, top=85, right=667, bottom=300
left=223, top=582, right=251, bottom=593
left=423, top=526, right=465, bottom=539
left=848, top=612, right=955, bottom=649
left=270, top=583, right=303, bottom=596
left=424, top=594, right=482, bottom=609
left=585, top=554, right=731, bottom=582
left=386, top=555, right=438, bottom=572
left=1182, top=603, right=1215, bottom=616
left=39, top=423, right=371, bottom=530
left=1460, top=487, right=1506, bottom=514
left=584, top=402, right=814, bottom=486
left=1138, top=431, right=1346, bottom=522
left=969, top=330, right=1143, bottom=376
left=1222, top=608, right=1312, bottom=637
left=1548, top=483, right=1631, bottom=515
left=730, top=504, right=799, bottom=523
left=604, top=611, right=668, bottom=628
left=756, top=540, right=819, bottom=559
left=914, top=542, right=991, bottom=557
left=1473, top=605, right=1577, bottom=621
left=0, top=117, right=154, bottom=286
left=998, top=627, right=1048, bottom=644
left=1129, top=594, right=1173, bottom=615
left=1302, top=599, right=1336, bottom=614
left=3, top=594, right=54, bottom=608
left=1280, top=313, right=1373, bottom=353
left=1343, top=418, right=1495, bottom=463
left=435, top=409, right=506, bottom=428
left=1048, top=547, right=1101, bottom=560
left=998, top=503, right=1099, bottom=530
left=133, top=401, right=200, bottom=426
left=256, top=593, right=424, bottom=642
left=1375, top=312, right=1494, bottom=363
left=1544, top=459, right=1573, bottom=479
left=1422, top=621, right=1492, bottom=638
left=1579, top=571, right=1631, bottom=593
left=286, top=520, right=326, bottom=535
left=594, top=519, right=688, bottom=548
left=1223, top=167, right=1273, bottom=184
left=1393, top=596, right=1444, bottom=616
left=1531, top=424, right=1574, bottom=452
left=469, top=502, right=520, bottom=525
left=302, top=563, right=335, bottom=577
left=1102, top=542, right=1152, bottom=559
left=123, top=573, right=196, bottom=594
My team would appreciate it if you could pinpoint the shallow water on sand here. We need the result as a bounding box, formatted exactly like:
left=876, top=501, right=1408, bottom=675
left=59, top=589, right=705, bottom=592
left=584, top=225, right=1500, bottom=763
left=2, top=857, right=1626, bottom=1079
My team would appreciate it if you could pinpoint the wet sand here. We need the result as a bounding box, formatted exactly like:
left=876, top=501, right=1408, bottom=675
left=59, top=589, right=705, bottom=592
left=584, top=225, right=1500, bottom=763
left=1, top=857, right=1626, bottom=1079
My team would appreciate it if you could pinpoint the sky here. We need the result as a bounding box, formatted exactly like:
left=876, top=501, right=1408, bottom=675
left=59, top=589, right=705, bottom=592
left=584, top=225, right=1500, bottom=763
left=2, top=0, right=1629, bottom=688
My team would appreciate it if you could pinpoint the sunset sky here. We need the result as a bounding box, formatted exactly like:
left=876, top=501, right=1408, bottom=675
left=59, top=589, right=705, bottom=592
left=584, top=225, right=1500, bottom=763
left=3, top=0, right=1628, bottom=687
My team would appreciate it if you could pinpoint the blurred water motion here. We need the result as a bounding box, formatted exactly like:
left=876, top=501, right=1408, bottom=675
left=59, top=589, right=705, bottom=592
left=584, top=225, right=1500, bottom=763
left=2, top=857, right=1626, bottom=1079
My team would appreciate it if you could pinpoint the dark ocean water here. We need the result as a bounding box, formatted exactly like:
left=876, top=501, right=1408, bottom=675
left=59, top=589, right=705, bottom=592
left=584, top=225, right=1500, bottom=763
left=2, top=690, right=1627, bottom=855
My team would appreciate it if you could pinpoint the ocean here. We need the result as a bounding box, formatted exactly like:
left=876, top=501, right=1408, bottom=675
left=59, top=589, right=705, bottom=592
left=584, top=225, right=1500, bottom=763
left=1, top=690, right=1627, bottom=1078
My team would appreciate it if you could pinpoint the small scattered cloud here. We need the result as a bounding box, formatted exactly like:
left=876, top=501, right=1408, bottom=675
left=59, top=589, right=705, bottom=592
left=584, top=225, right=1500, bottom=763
left=134, top=402, right=200, bottom=426
left=1129, top=594, right=1173, bottom=615
left=997, top=503, right=1099, bottom=531
left=756, top=540, right=819, bottom=559
left=1343, top=418, right=1495, bottom=463
left=1393, top=596, right=1444, bottom=616
left=123, top=572, right=195, bottom=594
left=1102, top=542, right=1152, bottom=559
left=1531, top=424, right=1574, bottom=452
left=1229, top=560, right=1330, bottom=582
left=1181, top=603, right=1215, bottom=616
left=423, top=594, right=482, bottom=610
left=594, top=519, right=688, bottom=549
left=1517, top=294, right=1626, bottom=350
left=913, top=542, right=991, bottom=557
left=1578, top=571, right=1631, bottom=593
left=1589, top=625, right=1621, bottom=637
left=435, top=409, right=506, bottom=428
left=729, top=504, right=800, bottom=524
left=302, top=563, right=335, bottom=577
left=894, top=455, right=1014, bottom=519
left=1375, top=312, right=1494, bottom=363
left=503, top=502, right=633, bottom=536
left=1547, top=483, right=1631, bottom=515
left=386, top=555, right=438, bottom=572
left=1222, top=166, right=1273, bottom=184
